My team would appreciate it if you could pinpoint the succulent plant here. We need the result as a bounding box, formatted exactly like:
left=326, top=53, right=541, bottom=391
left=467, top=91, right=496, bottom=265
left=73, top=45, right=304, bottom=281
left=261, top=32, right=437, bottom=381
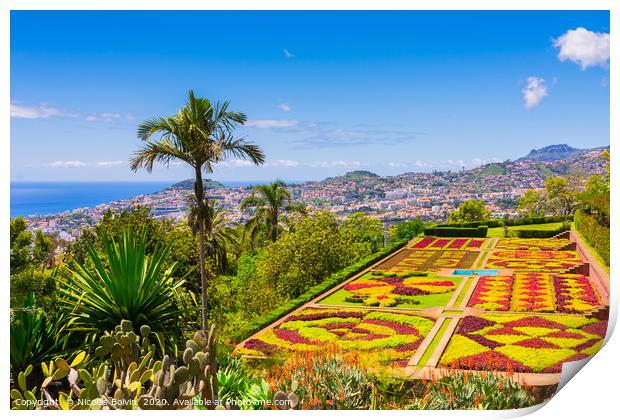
left=9, top=320, right=220, bottom=410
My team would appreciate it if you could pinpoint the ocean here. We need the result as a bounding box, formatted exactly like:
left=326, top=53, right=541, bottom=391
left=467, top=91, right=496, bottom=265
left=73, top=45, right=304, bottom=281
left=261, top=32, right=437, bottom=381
left=10, top=182, right=172, bottom=217
left=10, top=180, right=306, bottom=217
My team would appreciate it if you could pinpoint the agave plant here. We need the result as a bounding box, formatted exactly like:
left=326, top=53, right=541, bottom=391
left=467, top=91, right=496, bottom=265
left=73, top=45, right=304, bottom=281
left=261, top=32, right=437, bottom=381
left=57, top=230, right=184, bottom=340
left=216, top=357, right=270, bottom=410
left=10, top=293, right=66, bottom=382
left=409, top=371, right=535, bottom=410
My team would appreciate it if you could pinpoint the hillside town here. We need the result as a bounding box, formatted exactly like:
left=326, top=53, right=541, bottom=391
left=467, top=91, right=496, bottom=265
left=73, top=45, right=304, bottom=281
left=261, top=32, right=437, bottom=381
left=22, top=145, right=608, bottom=244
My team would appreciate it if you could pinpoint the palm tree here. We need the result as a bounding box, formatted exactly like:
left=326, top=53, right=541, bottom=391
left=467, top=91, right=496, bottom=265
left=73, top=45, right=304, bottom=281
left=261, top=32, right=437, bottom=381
left=241, top=180, right=305, bottom=245
left=130, top=90, right=265, bottom=330
left=188, top=197, right=237, bottom=274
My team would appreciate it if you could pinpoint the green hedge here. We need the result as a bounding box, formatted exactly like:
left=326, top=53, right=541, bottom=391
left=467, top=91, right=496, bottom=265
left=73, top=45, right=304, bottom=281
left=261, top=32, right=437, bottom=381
left=513, top=225, right=569, bottom=238
left=424, top=226, right=488, bottom=237
left=574, top=209, right=610, bottom=266
left=230, top=238, right=410, bottom=343
left=439, top=215, right=571, bottom=229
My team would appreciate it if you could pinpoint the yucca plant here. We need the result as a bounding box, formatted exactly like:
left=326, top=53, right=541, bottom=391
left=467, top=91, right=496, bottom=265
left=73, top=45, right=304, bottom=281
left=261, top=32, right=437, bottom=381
left=10, top=293, right=66, bottom=383
left=57, top=230, right=184, bottom=341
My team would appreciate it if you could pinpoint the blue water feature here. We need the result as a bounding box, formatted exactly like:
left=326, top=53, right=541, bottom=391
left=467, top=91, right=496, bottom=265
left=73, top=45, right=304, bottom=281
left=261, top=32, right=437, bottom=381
left=453, top=269, right=499, bottom=276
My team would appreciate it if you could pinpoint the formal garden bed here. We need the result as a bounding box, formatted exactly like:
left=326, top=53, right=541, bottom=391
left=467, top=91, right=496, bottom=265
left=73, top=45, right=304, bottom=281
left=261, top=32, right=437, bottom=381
left=494, top=238, right=571, bottom=251
left=375, top=249, right=479, bottom=273
left=468, top=273, right=601, bottom=313
left=236, top=233, right=609, bottom=384
left=485, top=249, right=582, bottom=272
left=319, top=272, right=463, bottom=309
left=235, top=308, right=436, bottom=369
left=409, top=237, right=488, bottom=250
left=438, top=314, right=607, bottom=373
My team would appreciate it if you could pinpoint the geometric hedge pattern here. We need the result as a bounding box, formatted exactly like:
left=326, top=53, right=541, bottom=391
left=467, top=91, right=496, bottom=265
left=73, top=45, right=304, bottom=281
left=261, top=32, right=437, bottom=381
left=236, top=236, right=609, bottom=379
left=439, top=315, right=607, bottom=373
left=468, top=273, right=601, bottom=313
left=236, top=308, right=436, bottom=368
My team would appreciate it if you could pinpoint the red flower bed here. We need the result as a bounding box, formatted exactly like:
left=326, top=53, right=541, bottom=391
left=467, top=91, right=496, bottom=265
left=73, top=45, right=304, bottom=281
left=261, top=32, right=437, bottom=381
left=503, top=316, right=567, bottom=330
left=243, top=339, right=279, bottom=354
left=452, top=351, right=531, bottom=373
left=274, top=329, right=319, bottom=345
left=448, top=238, right=468, bottom=249
left=412, top=237, right=435, bottom=249
left=467, top=239, right=485, bottom=248
left=392, top=285, right=428, bottom=296
left=513, top=338, right=560, bottom=349
left=286, top=311, right=364, bottom=322
left=364, top=319, right=419, bottom=335
left=457, top=316, right=496, bottom=334
left=464, top=334, right=503, bottom=350
left=583, top=320, right=608, bottom=337
left=432, top=239, right=451, bottom=248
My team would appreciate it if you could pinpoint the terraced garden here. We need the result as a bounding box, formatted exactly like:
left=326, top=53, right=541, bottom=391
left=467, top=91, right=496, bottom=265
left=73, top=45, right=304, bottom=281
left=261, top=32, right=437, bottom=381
left=235, top=234, right=609, bottom=386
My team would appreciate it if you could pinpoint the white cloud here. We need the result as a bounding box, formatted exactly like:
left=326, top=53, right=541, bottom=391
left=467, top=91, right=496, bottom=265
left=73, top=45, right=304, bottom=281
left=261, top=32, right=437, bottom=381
left=97, top=160, right=123, bottom=167
left=246, top=119, right=299, bottom=129
left=269, top=159, right=299, bottom=168
left=11, top=103, right=79, bottom=119
left=49, top=160, right=87, bottom=168
left=216, top=159, right=255, bottom=168
left=388, top=162, right=408, bottom=168
left=310, top=160, right=361, bottom=168
left=522, top=77, right=548, bottom=110
left=278, top=103, right=291, bottom=112
left=87, top=112, right=134, bottom=123
left=283, top=48, right=295, bottom=58
left=553, top=27, right=610, bottom=70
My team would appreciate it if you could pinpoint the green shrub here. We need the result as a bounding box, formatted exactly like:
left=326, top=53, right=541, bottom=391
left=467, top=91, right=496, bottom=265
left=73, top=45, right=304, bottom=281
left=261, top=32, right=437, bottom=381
left=409, top=371, right=535, bottom=410
left=426, top=226, right=487, bottom=237
left=10, top=293, right=68, bottom=382
left=230, top=239, right=409, bottom=343
left=439, top=215, right=571, bottom=229
left=513, top=224, right=569, bottom=238
left=574, top=209, right=610, bottom=266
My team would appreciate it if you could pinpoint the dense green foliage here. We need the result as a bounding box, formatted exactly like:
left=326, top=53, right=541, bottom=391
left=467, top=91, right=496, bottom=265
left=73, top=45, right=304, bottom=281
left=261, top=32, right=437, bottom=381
left=440, top=215, right=570, bottom=229
left=390, top=218, right=425, bottom=241
left=10, top=218, right=56, bottom=310
left=241, top=180, right=305, bottom=246
left=58, top=231, right=185, bottom=340
left=229, top=238, right=408, bottom=343
left=10, top=293, right=67, bottom=382
left=447, top=200, right=491, bottom=224
left=513, top=224, right=569, bottom=238
left=424, top=226, right=488, bottom=238
left=253, top=211, right=363, bottom=300
left=574, top=209, right=610, bottom=266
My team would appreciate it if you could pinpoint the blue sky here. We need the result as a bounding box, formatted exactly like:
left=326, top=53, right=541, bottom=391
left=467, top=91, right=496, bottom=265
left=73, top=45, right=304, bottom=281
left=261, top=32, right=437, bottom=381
left=10, top=11, right=610, bottom=182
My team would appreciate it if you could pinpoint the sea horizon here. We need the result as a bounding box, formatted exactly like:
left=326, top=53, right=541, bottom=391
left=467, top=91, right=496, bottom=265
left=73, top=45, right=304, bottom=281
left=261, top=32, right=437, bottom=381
left=10, top=179, right=309, bottom=217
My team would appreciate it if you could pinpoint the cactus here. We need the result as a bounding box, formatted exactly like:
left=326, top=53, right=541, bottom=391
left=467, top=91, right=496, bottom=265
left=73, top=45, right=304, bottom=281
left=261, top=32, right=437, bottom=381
left=9, top=320, right=221, bottom=410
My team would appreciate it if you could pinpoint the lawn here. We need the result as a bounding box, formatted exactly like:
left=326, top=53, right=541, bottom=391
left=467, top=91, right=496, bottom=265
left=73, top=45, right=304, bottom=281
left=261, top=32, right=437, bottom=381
left=487, top=222, right=564, bottom=237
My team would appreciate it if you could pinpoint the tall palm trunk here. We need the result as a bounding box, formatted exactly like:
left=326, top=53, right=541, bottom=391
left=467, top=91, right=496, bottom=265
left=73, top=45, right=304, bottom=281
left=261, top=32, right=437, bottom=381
left=270, top=208, right=278, bottom=242
left=194, top=167, right=208, bottom=331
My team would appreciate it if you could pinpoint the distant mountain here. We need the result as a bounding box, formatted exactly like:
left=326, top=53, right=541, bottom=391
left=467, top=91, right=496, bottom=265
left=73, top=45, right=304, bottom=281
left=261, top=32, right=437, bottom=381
left=322, top=170, right=379, bottom=183
left=517, top=144, right=605, bottom=162
left=167, top=179, right=224, bottom=190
